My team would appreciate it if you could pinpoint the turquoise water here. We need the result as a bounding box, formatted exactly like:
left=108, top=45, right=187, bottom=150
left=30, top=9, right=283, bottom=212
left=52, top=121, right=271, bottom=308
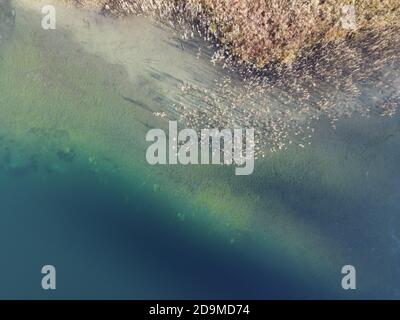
left=0, top=0, right=399, bottom=299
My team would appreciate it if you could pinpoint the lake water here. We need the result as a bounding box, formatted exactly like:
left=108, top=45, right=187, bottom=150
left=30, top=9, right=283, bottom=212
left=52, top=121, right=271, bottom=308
left=0, top=0, right=399, bottom=299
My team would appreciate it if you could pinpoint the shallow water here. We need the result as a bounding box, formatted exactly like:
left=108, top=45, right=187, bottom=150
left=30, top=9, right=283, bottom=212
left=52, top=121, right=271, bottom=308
left=0, top=0, right=399, bottom=299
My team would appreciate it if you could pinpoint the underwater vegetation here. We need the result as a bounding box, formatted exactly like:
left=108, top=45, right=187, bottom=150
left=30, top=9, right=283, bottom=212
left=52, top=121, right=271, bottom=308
left=60, top=0, right=400, bottom=158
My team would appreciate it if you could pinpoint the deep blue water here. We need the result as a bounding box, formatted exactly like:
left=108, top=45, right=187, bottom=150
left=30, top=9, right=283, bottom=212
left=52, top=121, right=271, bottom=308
left=0, top=163, right=344, bottom=299
left=1, top=114, right=400, bottom=299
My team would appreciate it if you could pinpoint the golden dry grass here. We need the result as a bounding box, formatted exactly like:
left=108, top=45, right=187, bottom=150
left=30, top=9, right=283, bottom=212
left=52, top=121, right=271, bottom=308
left=90, top=0, right=400, bottom=66
left=196, top=0, right=400, bottom=65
